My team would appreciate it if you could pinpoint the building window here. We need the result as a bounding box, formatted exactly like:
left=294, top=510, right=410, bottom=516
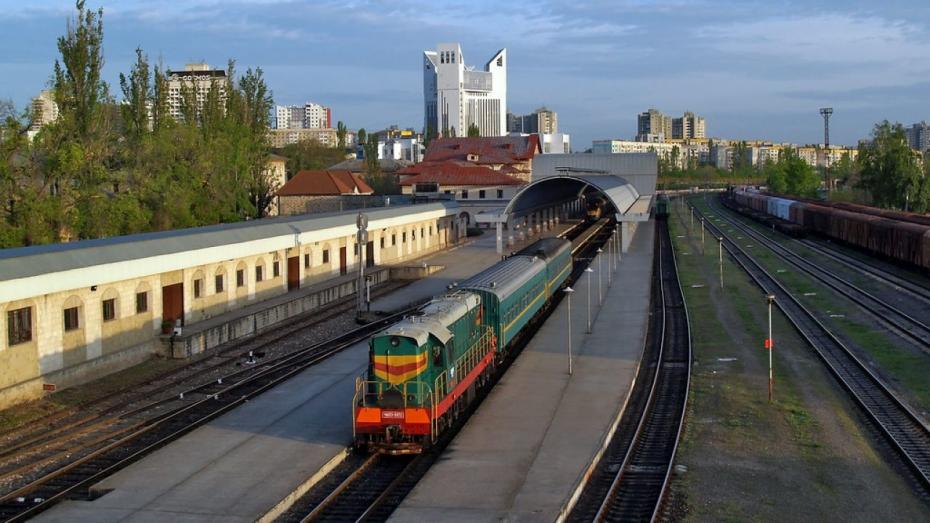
left=461, top=189, right=468, bottom=199
left=304, top=254, right=310, bottom=268
left=380, top=237, right=385, bottom=249
left=479, top=190, right=486, bottom=199
left=392, top=234, right=396, bottom=246
left=497, top=189, right=504, bottom=199
left=136, top=292, right=148, bottom=313
left=102, top=299, right=116, bottom=322
left=354, top=243, right=359, bottom=255
left=323, top=250, right=330, bottom=264
left=193, top=279, right=202, bottom=299
left=215, top=274, right=224, bottom=293
left=429, top=225, right=433, bottom=236
left=402, top=232, right=407, bottom=243
left=273, top=261, right=280, bottom=278
left=64, top=307, right=79, bottom=331
left=413, top=230, right=416, bottom=240
left=256, top=266, right=264, bottom=282
left=7, top=307, right=31, bottom=345
left=237, top=269, right=245, bottom=288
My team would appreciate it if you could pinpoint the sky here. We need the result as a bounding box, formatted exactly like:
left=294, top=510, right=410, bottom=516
left=1, top=0, right=929, bottom=148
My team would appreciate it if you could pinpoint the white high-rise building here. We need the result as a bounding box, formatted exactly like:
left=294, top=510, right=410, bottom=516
left=423, top=43, right=507, bottom=137
left=274, top=102, right=332, bottom=129
left=166, top=63, right=227, bottom=122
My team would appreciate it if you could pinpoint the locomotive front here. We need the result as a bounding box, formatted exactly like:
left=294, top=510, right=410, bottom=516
left=353, top=292, right=486, bottom=454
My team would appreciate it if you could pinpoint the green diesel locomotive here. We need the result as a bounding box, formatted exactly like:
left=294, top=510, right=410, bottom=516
left=353, top=238, right=572, bottom=453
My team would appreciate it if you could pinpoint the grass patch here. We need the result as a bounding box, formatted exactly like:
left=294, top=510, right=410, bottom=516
left=689, top=196, right=930, bottom=416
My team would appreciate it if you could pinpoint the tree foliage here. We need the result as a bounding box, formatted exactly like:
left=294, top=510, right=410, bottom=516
left=0, top=1, right=280, bottom=248
left=858, top=121, right=927, bottom=211
left=467, top=123, right=480, bottom=137
left=764, top=147, right=819, bottom=197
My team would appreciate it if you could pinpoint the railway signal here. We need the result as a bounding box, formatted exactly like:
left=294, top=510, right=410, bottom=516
left=766, top=294, right=776, bottom=402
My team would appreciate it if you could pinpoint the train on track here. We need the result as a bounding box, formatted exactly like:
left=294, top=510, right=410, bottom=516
left=728, top=187, right=930, bottom=270
left=353, top=238, right=572, bottom=454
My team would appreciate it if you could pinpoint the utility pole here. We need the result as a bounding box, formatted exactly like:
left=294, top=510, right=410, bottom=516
left=766, top=294, right=776, bottom=402
left=356, top=213, right=368, bottom=320
left=820, top=107, right=833, bottom=191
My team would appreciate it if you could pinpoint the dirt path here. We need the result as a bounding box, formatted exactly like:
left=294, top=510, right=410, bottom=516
left=665, top=199, right=930, bottom=521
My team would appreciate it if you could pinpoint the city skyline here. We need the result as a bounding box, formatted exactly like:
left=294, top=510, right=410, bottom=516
left=1, top=0, right=929, bottom=147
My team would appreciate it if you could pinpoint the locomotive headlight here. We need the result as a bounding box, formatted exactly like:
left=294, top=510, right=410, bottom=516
left=390, top=336, right=400, bottom=347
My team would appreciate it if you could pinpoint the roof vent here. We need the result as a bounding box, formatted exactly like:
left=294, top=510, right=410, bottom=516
left=491, top=282, right=497, bottom=288
left=467, top=153, right=479, bottom=162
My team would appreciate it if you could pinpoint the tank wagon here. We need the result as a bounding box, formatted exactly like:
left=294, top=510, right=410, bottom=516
left=728, top=187, right=930, bottom=270
left=353, top=238, right=572, bottom=453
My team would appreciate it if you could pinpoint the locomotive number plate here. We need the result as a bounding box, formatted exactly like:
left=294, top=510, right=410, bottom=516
left=382, top=410, right=404, bottom=419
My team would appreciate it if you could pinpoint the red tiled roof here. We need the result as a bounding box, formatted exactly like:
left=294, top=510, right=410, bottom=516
left=399, top=161, right=524, bottom=186
left=277, top=170, right=374, bottom=196
left=422, top=135, right=541, bottom=164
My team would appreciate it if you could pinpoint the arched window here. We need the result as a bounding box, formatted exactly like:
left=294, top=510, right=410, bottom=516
left=62, top=295, right=83, bottom=331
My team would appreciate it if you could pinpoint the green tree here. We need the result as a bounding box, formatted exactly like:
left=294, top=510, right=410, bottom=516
left=119, top=47, right=151, bottom=143
left=279, top=140, right=347, bottom=177
left=53, top=0, right=108, bottom=138
left=357, top=128, right=366, bottom=146
left=467, top=123, right=480, bottom=137
left=858, top=121, right=924, bottom=210
left=336, top=121, right=347, bottom=150
left=766, top=147, right=818, bottom=197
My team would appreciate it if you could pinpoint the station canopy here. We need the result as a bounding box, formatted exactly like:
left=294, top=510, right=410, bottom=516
left=503, top=173, right=643, bottom=221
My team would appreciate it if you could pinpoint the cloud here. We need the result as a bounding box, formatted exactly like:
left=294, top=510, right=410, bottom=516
left=696, top=14, right=930, bottom=67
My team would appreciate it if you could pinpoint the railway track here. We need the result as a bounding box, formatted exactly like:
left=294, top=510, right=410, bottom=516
left=798, top=238, right=930, bottom=305
left=278, top=221, right=616, bottom=523
left=706, top=197, right=930, bottom=352
left=568, top=218, right=691, bottom=522
left=690, top=198, right=930, bottom=494
left=0, top=282, right=403, bottom=455
left=0, top=310, right=418, bottom=523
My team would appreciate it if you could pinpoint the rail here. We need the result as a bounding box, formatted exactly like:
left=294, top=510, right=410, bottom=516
left=690, top=196, right=930, bottom=493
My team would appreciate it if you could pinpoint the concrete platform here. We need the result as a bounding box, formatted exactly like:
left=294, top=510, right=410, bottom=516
left=35, top=223, right=577, bottom=523
left=390, top=220, right=655, bottom=522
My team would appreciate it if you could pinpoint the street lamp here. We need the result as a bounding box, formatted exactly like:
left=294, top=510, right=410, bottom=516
left=564, top=286, right=575, bottom=375
left=700, top=217, right=705, bottom=255
left=718, top=237, right=724, bottom=289
left=596, top=248, right=604, bottom=305
left=766, top=294, right=776, bottom=402
left=607, top=237, right=613, bottom=288
left=585, top=267, right=594, bottom=333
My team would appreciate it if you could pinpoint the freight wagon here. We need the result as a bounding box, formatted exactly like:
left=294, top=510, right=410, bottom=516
left=727, top=188, right=930, bottom=271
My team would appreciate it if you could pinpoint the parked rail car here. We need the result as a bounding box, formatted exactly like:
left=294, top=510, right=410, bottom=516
left=731, top=188, right=930, bottom=271
left=353, top=238, right=572, bottom=454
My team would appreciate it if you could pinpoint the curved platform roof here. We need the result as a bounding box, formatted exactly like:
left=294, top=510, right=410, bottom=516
left=503, top=174, right=642, bottom=221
